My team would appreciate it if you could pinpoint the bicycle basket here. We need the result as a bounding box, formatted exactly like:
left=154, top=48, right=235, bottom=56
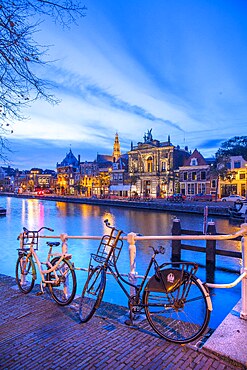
left=22, top=231, right=39, bottom=250
left=91, top=232, right=123, bottom=266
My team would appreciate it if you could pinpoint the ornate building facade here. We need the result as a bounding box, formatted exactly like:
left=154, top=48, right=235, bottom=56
left=128, top=129, right=190, bottom=198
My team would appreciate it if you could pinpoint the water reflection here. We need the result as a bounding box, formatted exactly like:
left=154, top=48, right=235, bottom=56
left=0, top=196, right=242, bottom=329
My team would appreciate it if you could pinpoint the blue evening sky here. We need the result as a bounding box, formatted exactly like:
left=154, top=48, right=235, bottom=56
left=5, top=0, right=247, bottom=170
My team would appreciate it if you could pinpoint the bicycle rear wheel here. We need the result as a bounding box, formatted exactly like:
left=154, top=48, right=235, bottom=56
left=143, top=275, right=211, bottom=344
left=47, top=257, right=77, bottom=306
left=16, top=254, right=35, bottom=293
left=79, top=266, right=106, bottom=323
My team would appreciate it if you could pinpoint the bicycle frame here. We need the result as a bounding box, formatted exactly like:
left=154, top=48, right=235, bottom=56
left=98, top=247, right=159, bottom=306
left=19, top=231, right=71, bottom=288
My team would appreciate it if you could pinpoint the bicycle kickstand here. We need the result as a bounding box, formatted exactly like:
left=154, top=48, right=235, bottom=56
left=36, top=281, right=45, bottom=296
left=124, top=302, right=139, bottom=327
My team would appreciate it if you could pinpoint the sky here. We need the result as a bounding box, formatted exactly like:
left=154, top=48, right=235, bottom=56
left=3, top=0, right=247, bottom=170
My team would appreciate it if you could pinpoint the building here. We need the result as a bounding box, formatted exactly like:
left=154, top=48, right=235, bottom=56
left=179, top=149, right=217, bottom=197
left=112, top=132, right=121, bottom=162
left=56, top=149, right=80, bottom=195
left=109, top=154, right=130, bottom=197
left=128, top=129, right=190, bottom=198
left=219, top=155, right=247, bottom=197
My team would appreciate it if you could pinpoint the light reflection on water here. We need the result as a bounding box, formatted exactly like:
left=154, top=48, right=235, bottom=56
left=0, top=196, right=243, bottom=329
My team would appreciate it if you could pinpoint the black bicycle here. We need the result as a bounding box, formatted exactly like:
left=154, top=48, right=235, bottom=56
left=79, top=220, right=212, bottom=344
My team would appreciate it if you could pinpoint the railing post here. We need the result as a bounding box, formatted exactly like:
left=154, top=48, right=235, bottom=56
left=206, top=222, right=216, bottom=283
left=240, top=235, right=247, bottom=319
left=127, top=232, right=137, bottom=295
left=60, top=233, right=69, bottom=296
left=171, top=218, right=181, bottom=262
left=60, top=233, right=68, bottom=254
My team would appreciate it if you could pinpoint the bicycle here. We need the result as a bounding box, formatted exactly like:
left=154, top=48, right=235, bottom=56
left=16, top=226, right=77, bottom=306
left=79, top=220, right=212, bottom=344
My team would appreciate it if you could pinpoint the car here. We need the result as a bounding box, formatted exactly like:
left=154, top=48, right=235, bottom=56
left=190, top=193, right=213, bottom=201
left=221, top=195, right=246, bottom=202
left=167, top=193, right=186, bottom=202
left=36, top=190, right=44, bottom=195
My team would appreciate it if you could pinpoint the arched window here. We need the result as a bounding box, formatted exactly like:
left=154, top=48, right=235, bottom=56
left=147, top=156, right=153, bottom=172
left=190, top=158, right=198, bottom=166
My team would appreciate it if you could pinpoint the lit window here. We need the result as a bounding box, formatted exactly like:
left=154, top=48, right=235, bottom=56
left=190, top=158, right=198, bottom=166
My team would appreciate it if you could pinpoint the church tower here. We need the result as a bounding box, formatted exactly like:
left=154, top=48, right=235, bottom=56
left=112, top=132, right=121, bottom=162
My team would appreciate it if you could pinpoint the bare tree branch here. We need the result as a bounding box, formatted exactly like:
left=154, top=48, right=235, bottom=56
left=0, top=0, right=87, bottom=160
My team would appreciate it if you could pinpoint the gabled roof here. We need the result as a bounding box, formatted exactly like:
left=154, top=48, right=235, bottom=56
left=57, top=149, right=79, bottom=168
left=183, top=149, right=207, bottom=166
left=96, top=154, right=113, bottom=163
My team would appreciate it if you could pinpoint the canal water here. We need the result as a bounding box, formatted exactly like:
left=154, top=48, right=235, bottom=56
left=0, top=196, right=243, bottom=329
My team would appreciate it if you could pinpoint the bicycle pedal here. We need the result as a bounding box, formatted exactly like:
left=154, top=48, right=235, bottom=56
left=36, top=291, right=44, bottom=296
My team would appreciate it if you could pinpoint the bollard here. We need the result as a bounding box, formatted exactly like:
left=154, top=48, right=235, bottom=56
left=240, top=235, right=247, bottom=319
left=171, top=218, right=181, bottom=262
left=203, top=206, right=208, bottom=234
left=206, top=222, right=216, bottom=283
left=127, top=232, right=137, bottom=296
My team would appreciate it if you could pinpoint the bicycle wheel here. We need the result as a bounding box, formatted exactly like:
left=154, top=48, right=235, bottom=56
left=143, top=274, right=211, bottom=344
left=47, top=257, right=77, bottom=306
left=79, top=266, right=106, bottom=323
left=16, top=254, right=35, bottom=293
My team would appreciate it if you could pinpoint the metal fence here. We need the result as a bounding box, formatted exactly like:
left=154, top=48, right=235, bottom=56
left=29, top=222, right=247, bottom=320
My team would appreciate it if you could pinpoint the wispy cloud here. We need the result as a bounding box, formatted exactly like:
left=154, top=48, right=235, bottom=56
left=4, top=0, right=247, bottom=169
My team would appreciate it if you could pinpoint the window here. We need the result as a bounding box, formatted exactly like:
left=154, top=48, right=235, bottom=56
left=183, top=172, right=188, bottom=181
left=192, top=172, right=196, bottom=180
left=188, top=183, right=195, bottom=195
left=239, top=173, right=245, bottom=180
left=190, top=158, right=198, bottom=166
left=161, top=162, right=166, bottom=171
left=147, top=157, right=153, bottom=172
left=201, top=171, right=206, bottom=180
left=234, top=161, right=241, bottom=168
left=211, top=179, right=216, bottom=188
left=226, top=162, right=231, bottom=169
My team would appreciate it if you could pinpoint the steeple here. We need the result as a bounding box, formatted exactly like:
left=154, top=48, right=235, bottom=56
left=113, top=132, right=121, bottom=162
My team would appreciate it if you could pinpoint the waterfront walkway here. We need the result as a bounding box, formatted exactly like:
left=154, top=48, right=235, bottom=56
left=0, top=274, right=246, bottom=369
left=0, top=192, right=231, bottom=217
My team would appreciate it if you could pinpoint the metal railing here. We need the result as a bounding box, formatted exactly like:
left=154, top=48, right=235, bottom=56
left=30, top=223, right=247, bottom=320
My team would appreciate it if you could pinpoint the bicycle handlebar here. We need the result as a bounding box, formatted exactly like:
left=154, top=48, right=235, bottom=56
left=104, top=219, right=125, bottom=235
left=17, top=226, right=54, bottom=240
left=149, top=245, right=165, bottom=255
left=23, top=226, right=54, bottom=233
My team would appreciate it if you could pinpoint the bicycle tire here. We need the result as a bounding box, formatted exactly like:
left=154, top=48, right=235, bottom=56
left=16, top=254, right=35, bottom=293
left=79, top=266, right=106, bottom=323
left=47, top=257, right=77, bottom=306
left=143, top=274, right=211, bottom=344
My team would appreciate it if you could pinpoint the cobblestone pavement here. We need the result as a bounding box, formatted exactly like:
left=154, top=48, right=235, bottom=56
left=0, top=275, right=244, bottom=370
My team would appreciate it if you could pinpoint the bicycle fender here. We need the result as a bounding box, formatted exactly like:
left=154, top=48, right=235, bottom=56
left=145, top=268, right=184, bottom=293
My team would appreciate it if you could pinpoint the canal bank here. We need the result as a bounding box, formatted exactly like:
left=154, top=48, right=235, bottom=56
left=0, top=192, right=230, bottom=217
left=0, top=274, right=246, bottom=369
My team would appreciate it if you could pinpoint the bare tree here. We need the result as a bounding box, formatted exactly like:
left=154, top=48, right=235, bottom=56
left=0, top=0, right=86, bottom=158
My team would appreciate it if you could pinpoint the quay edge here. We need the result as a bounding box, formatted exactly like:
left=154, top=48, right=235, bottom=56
left=0, top=192, right=230, bottom=217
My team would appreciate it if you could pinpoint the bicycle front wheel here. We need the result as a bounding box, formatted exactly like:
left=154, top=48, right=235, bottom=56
left=79, top=266, right=106, bottom=323
left=47, top=257, right=77, bottom=306
left=16, top=254, right=35, bottom=293
left=143, top=275, right=211, bottom=344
